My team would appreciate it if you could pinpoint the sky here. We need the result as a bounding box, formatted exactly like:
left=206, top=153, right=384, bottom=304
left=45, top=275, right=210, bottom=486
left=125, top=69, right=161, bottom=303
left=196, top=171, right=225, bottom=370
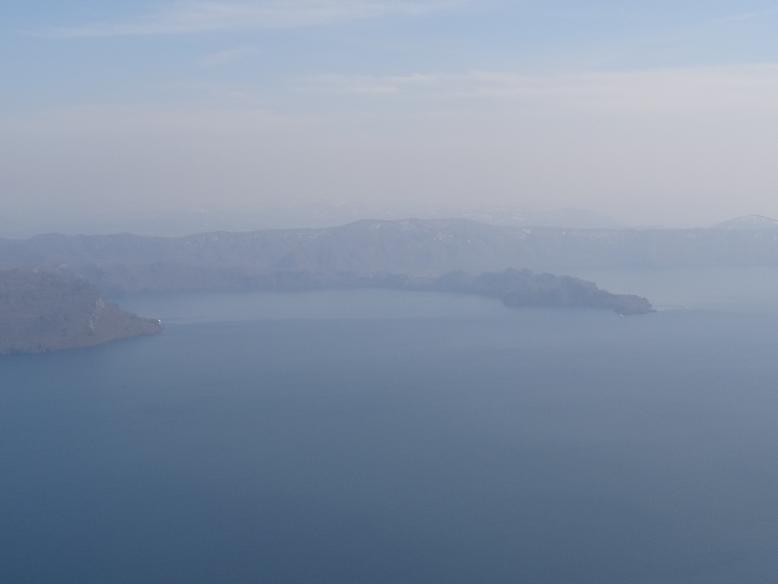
left=2, top=1, right=778, bottom=235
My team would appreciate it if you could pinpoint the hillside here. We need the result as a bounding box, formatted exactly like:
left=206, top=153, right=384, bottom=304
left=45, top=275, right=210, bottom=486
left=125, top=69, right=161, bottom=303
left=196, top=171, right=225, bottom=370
left=3, top=218, right=778, bottom=295
left=0, top=270, right=161, bottom=354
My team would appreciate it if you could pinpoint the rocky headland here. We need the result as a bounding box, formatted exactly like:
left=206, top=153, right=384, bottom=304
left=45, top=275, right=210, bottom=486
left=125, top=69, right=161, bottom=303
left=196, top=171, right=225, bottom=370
left=0, top=269, right=161, bottom=355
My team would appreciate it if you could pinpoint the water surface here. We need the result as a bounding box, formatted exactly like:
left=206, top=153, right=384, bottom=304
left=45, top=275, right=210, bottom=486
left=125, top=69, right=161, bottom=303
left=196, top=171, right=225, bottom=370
left=2, top=288, right=778, bottom=583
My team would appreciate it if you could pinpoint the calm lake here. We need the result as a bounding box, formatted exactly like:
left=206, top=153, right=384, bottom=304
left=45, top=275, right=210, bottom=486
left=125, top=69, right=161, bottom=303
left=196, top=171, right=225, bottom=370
left=2, top=278, right=778, bottom=583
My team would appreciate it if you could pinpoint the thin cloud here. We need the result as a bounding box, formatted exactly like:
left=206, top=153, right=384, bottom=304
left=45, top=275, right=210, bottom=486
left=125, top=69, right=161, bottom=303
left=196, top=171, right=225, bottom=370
left=200, top=46, right=260, bottom=66
left=43, top=0, right=465, bottom=38
left=304, top=65, right=778, bottom=112
left=711, top=6, right=778, bottom=24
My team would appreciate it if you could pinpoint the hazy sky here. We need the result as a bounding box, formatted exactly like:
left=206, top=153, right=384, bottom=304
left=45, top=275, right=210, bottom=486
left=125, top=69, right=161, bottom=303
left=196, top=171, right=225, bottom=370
left=3, top=1, right=778, bottom=235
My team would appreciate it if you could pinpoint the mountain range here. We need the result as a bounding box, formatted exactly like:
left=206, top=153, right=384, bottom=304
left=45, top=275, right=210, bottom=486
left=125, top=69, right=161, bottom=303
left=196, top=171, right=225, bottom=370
left=1, top=217, right=778, bottom=295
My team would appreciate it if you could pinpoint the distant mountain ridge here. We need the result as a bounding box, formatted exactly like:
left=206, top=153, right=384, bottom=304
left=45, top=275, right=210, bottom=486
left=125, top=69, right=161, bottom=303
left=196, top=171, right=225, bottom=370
left=2, top=218, right=778, bottom=296
left=456, top=207, right=622, bottom=230
left=713, top=215, right=778, bottom=230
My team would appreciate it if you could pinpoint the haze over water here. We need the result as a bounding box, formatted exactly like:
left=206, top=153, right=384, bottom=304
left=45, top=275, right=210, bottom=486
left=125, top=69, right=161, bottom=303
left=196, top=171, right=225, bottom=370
left=3, top=275, right=778, bottom=583
left=5, top=2, right=778, bottom=581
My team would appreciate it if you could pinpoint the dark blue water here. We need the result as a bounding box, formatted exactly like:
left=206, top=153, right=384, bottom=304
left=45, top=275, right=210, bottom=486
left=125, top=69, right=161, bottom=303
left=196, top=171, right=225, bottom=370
left=2, top=290, right=778, bottom=583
